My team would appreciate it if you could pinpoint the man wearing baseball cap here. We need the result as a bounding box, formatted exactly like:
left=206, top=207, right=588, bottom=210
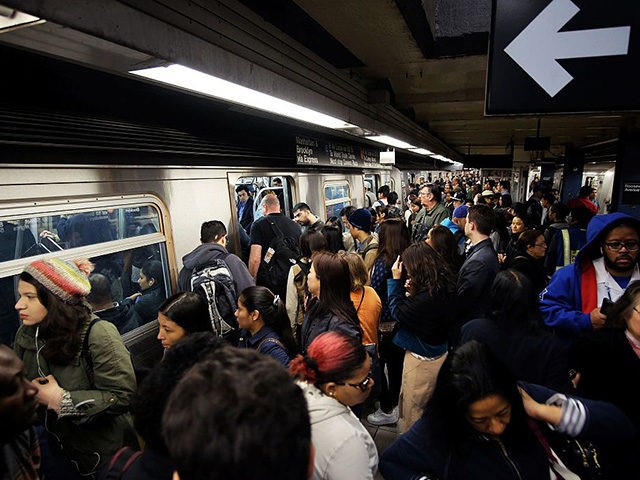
left=441, top=204, right=469, bottom=255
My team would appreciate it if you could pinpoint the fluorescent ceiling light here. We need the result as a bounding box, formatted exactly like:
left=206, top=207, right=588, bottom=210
left=430, top=154, right=451, bottom=162
left=130, top=64, right=357, bottom=130
left=409, top=148, right=434, bottom=155
left=366, top=135, right=416, bottom=150
left=0, top=9, right=43, bottom=32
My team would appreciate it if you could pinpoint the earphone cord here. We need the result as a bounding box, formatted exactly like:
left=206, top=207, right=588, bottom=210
left=35, top=326, right=46, bottom=378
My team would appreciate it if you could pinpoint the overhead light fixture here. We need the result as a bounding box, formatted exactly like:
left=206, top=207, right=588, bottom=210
left=366, top=135, right=416, bottom=150
left=130, top=64, right=358, bottom=130
left=430, top=154, right=452, bottom=162
left=0, top=8, right=43, bottom=32
left=409, top=148, right=434, bottom=155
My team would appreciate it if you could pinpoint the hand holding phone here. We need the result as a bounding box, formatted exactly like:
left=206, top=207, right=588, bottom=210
left=600, top=298, right=614, bottom=316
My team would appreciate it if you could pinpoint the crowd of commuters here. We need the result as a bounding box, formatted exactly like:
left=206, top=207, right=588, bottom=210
left=3, top=174, right=640, bottom=480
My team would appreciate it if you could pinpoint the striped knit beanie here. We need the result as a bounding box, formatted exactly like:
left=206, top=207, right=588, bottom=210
left=24, top=258, right=91, bottom=304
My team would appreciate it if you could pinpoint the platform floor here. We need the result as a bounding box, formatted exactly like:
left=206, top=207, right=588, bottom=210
left=360, top=403, right=400, bottom=480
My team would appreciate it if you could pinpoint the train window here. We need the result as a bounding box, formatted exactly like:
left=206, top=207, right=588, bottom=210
left=0, top=205, right=162, bottom=261
left=235, top=175, right=293, bottom=218
left=323, top=181, right=351, bottom=220
left=0, top=198, right=170, bottom=347
left=364, top=174, right=379, bottom=195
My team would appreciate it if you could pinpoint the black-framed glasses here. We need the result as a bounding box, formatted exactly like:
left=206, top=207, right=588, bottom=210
left=603, top=241, right=639, bottom=252
left=533, top=242, right=547, bottom=248
left=335, top=374, right=372, bottom=392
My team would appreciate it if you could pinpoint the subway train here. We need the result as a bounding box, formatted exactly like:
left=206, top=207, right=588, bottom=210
left=0, top=162, right=402, bottom=368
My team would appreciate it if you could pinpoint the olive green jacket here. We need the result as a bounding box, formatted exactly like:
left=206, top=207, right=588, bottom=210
left=13, top=316, right=137, bottom=476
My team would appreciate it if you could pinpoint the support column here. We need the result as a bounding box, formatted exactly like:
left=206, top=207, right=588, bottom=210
left=561, top=149, right=584, bottom=204
left=613, top=133, right=640, bottom=219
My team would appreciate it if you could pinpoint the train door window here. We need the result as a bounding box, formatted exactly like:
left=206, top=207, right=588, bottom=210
left=237, top=176, right=293, bottom=219
left=323, top=181, right=351, bottom=220
left=0, top=198, right=171, bottom=347
left=364, top=174, right=379, bottom=195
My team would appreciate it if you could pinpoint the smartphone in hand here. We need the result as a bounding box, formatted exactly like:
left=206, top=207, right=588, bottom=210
left=600, top=298, right=614, bottom=316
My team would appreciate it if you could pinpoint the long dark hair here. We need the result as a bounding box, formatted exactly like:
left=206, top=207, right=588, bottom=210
left=320, top=225, right=345, bottom=253
left=238, top=286, right=297, bottom=356
left=606, top=280, right=640, bottom=329
left=427, top=341, right=534, bottom=449
left=376, top=218, right=410, bottom=267
left=299, top=229, right=327, bottom=259
left=428, top=225, right=460, bottom=271
left=159, top=292, right=211, bottom=334
left=487, top=270, right=543, bottom=330
left=402, top=243, right=456, bottom=296
left=307, top=252, right=359, bottom=326
left=19, top=272, right=91, bottom=365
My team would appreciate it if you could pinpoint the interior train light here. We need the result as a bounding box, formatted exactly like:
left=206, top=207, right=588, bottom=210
left=409, top=148, right=435, bottom=155
left=130, top=64, right=358, bottom=131
left=366, top=135, right=416, bottom=150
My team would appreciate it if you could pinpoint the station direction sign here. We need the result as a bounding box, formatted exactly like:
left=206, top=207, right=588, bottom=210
left=487, top=0, right=639, bottom=114
left=295, top=135, right=386, bottom=169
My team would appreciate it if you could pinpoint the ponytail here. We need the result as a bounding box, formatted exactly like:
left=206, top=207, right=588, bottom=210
left=239, top=286, right=298, bottom=356
left=288, top=331, right=365, bottom=386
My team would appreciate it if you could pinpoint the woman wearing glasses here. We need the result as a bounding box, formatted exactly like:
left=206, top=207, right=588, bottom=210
left=508, top=229, right=549, bottom=294
left=290, top=330, right=377, bottom=479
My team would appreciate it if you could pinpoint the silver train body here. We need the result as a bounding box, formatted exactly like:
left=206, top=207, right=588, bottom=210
left=0, top=163, right=401, bottom=364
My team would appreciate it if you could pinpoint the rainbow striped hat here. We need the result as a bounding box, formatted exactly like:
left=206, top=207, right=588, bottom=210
left=24, top=258, right=91, bottom=304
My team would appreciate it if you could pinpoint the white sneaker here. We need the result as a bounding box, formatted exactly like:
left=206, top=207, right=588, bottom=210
left=366, top=406, right=399, bottom=426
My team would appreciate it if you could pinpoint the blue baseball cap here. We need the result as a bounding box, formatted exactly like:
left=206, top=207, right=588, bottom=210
left=452, top=205, right=469, bottom=219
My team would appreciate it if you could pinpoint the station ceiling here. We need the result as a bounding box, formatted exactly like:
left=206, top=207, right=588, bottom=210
left=242, top=0, right=639, bottom=159
left=1, top=0, right=638, bottom=166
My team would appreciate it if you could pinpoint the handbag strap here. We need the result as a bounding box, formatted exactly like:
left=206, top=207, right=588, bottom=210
left=81, top=318, right=102, bottom=388
left=355, top=288, right=365, bottom=313
left=526, top=417, right=572, bottom=480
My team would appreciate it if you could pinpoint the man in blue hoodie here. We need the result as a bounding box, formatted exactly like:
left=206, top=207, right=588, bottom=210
left=540, top=213, right=640, bottom=340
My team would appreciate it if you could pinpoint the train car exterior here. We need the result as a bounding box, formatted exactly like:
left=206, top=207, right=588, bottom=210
left=0, top=163, right=401, bottom=365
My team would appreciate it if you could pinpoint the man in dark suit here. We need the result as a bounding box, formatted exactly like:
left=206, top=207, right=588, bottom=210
left=236, top=184, right=254, bottom=234
left=454, top=204, right=499, bottom=343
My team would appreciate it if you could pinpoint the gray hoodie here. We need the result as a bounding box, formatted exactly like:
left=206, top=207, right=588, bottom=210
left=178, top=243, right=255, bottom=295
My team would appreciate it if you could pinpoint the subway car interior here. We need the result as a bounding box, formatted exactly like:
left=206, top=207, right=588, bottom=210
left=1, top=1, right=640, bottom=479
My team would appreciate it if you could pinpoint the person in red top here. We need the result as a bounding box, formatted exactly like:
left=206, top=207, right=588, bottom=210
left=568, top=185, right=598, bottom=215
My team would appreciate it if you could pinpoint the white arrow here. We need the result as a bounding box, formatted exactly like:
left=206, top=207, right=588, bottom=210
left=504, top=0, right=631, bottom=97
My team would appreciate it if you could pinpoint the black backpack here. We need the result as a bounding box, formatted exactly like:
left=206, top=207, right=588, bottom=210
left=189, top=255, right=239, bottom=338
left=257, top=219, right=301, bottom=297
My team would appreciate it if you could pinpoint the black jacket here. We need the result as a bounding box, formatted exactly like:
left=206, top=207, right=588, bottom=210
left=94, top=302, right=141, bottom=334
left=300, top=305, right=361, bottom=353
left=460, top=317, right=571, bottom=392
left=509, top=253, right=548, bottom=294
left=238, top=197, right=254, bottom=234
left=456, top=238, right=499, bottom=331
left=123, top=284, right=166, bottom=325
left=387, top=279, right=453, bottom=346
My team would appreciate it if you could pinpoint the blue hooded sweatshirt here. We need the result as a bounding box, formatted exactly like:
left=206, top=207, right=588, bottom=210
left=540, top=212, right=640, bottom=338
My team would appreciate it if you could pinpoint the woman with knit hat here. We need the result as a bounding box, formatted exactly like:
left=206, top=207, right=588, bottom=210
left=13, top=258, right=137, bottom=479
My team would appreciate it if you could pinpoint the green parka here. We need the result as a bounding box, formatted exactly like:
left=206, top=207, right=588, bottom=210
left=13, top=316, right=137, bottom=477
